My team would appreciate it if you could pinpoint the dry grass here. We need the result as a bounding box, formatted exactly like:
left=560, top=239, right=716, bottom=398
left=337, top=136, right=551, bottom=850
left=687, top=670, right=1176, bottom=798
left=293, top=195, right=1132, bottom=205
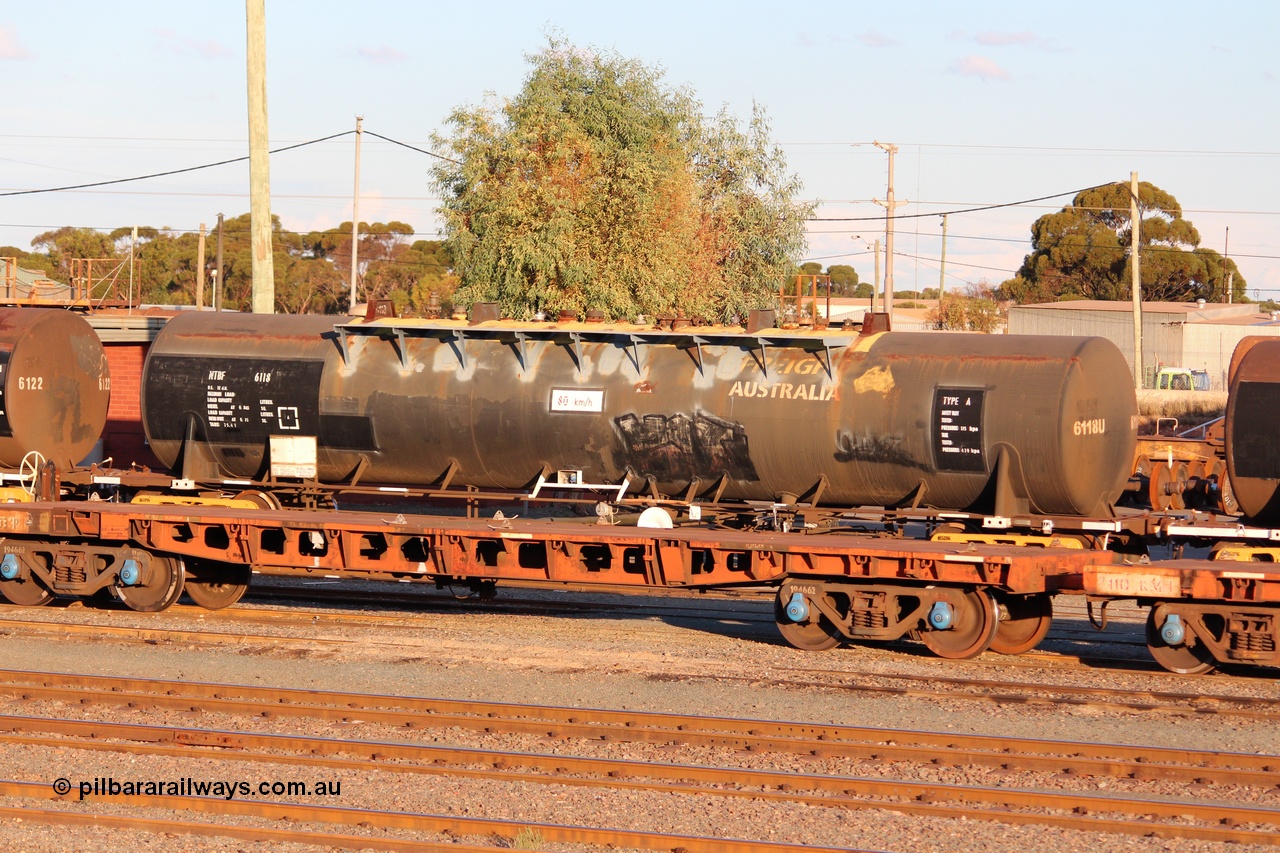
left=1134, top=390, right=1226, bottom=435
left=1135, top=389, right=1227, bottom=419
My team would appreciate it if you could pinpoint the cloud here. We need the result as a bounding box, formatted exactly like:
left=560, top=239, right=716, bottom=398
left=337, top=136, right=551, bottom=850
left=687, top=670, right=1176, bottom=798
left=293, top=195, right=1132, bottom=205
left=949, top=55, right=1010, bottom=81
left=858, top=31, right=896, bottom=48
left=797, top=32, right=849, bottom=48
left=357, top=46, right=408, bottom=65
left=975, top=30, right=1040, bottom=47
left=0, top=25, right=32, bottom=60
left=152, top=28, right=232, bottom=60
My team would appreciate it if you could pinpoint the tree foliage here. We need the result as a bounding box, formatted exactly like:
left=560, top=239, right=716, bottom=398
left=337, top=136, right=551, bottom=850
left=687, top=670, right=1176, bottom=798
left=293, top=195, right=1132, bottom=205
left=30, top=227, right=117, bottom=279
left=925, top=283, right=1004, bottom=333
left=1000, top=182, right=1245, bottom=304
left=15, top=216, right=452, bottom=315
left=825, top=264, right=860, bottom=295
left=430, top=38, right=812, bottom=322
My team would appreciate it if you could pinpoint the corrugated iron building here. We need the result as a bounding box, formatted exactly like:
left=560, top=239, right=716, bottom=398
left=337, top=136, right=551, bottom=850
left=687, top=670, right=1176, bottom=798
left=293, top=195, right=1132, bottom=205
left=1007, top=301, right=1280, bottom=390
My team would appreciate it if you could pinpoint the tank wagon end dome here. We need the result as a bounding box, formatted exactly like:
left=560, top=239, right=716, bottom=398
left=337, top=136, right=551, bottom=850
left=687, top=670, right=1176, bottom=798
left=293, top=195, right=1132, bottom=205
left=0, top=308, right=111, bottom=470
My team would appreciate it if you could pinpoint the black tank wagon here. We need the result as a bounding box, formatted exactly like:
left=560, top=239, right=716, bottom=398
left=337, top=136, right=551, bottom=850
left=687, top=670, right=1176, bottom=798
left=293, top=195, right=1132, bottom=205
left=140, top=313, right=1138, bottom=519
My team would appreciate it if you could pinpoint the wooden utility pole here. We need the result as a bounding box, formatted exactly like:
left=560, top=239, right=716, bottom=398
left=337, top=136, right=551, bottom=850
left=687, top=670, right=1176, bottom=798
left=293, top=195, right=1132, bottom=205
left=1224, top=226, right=1232, bottom=303
left=873, top=141, right=906, bottom=324
left=349, top=115, right=363, bottom=313
left=196, top=223, right=206, bottom=308
left=938, top=214, right=948, bottom=329
left=215, top=213, right=224, bottom=311
left=245, top=0, right=274, bottom=313
left=1130, top=171, right=1143, bottom=388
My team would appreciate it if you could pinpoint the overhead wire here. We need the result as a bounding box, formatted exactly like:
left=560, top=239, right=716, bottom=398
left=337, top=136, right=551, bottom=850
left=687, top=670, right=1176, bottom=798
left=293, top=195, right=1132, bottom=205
left=5, top=130, right=1276, bottom=287
left=0, top=129, right=457, bottom=199
left=805, top=182, right=1115, bottom=222
left=0, top=131, right=357, bottom=198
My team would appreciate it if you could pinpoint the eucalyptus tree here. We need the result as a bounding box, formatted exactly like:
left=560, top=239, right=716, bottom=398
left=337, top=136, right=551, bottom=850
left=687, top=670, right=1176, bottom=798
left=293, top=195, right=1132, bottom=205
left=1001, top=182, right=1244, bottom=304
left=431, top=38, right=812, bottom=321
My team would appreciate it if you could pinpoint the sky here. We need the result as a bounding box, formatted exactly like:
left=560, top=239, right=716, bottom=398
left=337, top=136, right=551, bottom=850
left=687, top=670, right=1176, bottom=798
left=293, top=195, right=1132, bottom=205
left=2, top=1, right=1277, bottom=299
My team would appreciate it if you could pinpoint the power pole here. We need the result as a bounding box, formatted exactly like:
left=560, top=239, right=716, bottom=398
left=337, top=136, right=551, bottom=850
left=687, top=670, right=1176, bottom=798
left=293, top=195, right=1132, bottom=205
left=938, top=214, right=948, bottom=329
left=196, top=223, right=206, bottom=308
left=1224, top=226, right=1232, bottom=303
left=1129, top=172, right=1143, bottom=388
left=349, top=115, right=364, bottom=313
left=215, top=212, right=224, bottom=311
left=873, top=240, right=882, bottom=313
left=873, top=141, right=907, bottom=325
left=128, top=226, right=137, bottom=314
left=245, top=0, right=274, bottom=314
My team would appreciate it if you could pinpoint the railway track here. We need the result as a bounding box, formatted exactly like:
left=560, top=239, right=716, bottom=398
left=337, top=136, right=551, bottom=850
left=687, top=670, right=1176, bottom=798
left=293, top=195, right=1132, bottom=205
left=0, top=780, right=846, bottom=853
left=0, top=670, right=1275, bottom=847
left=0, top=599, right=1272, bottom=720
left=243, top=580, right=1175, bottom=666
left=4, top=574, right=1176, bottom=676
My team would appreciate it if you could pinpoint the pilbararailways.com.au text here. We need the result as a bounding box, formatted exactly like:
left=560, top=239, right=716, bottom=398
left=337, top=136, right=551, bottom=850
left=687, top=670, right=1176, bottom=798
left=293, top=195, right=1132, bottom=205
left=54, top=776, right=342, bottom=801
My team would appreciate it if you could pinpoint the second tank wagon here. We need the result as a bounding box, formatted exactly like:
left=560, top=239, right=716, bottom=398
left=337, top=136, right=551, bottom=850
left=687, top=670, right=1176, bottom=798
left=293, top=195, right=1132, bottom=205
left=0, top=307, right=111, bottom=471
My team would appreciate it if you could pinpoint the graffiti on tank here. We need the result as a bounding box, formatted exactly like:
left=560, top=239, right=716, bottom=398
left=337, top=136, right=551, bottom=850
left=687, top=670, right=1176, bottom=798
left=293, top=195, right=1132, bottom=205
left=613, top=412, right=759, bottom=482
left=833, top=430, right=923, bottom=469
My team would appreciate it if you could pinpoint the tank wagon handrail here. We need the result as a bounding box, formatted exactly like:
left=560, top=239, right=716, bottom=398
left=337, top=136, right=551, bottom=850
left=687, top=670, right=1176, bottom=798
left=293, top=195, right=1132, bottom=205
left=331, top=320, right=858, bottom=379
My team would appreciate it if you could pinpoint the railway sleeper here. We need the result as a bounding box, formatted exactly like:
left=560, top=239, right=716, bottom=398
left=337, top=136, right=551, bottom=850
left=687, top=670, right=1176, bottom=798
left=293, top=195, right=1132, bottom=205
left=1143, top=600, right=1280, bottom=674
left=0, top=539, right=184, bottom=613
left=774, top=579, right=1003, bottom=660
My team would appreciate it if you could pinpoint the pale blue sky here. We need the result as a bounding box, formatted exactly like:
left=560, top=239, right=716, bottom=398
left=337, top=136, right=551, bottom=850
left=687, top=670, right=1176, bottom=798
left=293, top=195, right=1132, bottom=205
left=3, top=1, right=1277, bottom=295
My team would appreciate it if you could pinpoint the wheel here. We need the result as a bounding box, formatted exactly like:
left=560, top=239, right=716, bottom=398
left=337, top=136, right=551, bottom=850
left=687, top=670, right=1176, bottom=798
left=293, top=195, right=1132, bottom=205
left=774, top=592, right=843, bottom=651
left=1171, top=462, right=1189, bottom=510
left=988, top=593, right=1053, bottom=655
left=1145, top=608, right=1216, bottom=674
left=0, top=572, right=53, bottom=606
left=234, top=489, right=282, bottom=510
left=183, top=560, right=250, bottom=610
left=1147, top=462, right=1174, bottom=512
left=920, top=588, right=999, bottom=660
left=1204, top=459, right=1239, bottom=515
left=115, top=554, right=185, bottom=612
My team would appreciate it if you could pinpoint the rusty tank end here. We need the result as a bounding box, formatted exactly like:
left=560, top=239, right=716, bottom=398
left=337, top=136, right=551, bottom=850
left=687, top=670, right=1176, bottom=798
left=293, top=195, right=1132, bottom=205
left=1226, top=336, right=1280, bottom=524
left=0, top=308, right=111, bottom=469
left=141, top=313, right=1136, bottom=517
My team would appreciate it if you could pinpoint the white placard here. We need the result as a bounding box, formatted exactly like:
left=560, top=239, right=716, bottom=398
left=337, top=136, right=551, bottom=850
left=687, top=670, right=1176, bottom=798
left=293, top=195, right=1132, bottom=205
left=551, top=389, right=604, bottom=413
left=270, top=435, right=318, bottom=479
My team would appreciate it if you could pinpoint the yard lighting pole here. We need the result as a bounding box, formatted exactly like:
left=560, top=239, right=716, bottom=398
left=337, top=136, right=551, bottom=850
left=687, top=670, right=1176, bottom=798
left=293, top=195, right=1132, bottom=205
left=873, top=141, right=906, bottom=326
left=349, top=115, right=363, bottom=313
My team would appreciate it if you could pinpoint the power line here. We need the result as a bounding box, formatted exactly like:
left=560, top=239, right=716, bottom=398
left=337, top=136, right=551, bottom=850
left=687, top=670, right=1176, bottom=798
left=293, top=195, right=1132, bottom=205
left=781, top=141, right=1280, bottom=157
left=363, top=131, right=460, bottom=165
left=806, top=182, right=1114, bottom=222
left=0, top=131, right=355, bottom=198
left=0, top=128, right=457, bottom=200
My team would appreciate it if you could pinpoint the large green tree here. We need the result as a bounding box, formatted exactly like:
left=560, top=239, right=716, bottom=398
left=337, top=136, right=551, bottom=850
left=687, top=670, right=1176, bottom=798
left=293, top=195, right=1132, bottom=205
left=430, top=38, right=812, bottom=321
left=29, top=227, right=119, bottom=280
left=1001, top=182, right=1244, bottom=304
